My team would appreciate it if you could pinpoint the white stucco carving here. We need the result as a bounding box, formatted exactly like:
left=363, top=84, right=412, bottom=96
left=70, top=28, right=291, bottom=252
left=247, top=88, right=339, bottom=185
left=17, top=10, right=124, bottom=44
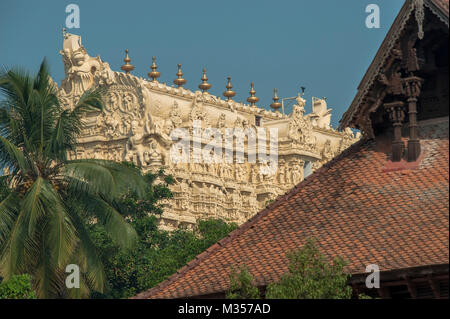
left=58, top=32, right=360, bottom=230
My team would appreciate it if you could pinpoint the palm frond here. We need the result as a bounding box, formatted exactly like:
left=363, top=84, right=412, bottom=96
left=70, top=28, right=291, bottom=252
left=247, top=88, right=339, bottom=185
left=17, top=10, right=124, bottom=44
left=82, top=194, right=138, bottom=250
left=64, top=202, right=107, bottom=294
left=0, top=193, right=20, bottom=253
left=39, top=179, right=77, bottom=268
left=64, top=159, right=147, bottom=201
left=0, top=135, right=29, bottom=174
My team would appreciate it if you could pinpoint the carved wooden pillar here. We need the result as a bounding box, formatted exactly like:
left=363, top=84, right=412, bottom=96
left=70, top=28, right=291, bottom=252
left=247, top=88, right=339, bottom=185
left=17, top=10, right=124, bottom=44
left=402, top=75, right=423, bottom=161
left=384, top=101, right=406, bottom=162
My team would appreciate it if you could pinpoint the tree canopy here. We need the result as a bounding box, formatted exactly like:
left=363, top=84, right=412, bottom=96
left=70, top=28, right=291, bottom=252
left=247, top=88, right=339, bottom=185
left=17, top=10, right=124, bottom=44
left=0, top=60, right=148, bottom=298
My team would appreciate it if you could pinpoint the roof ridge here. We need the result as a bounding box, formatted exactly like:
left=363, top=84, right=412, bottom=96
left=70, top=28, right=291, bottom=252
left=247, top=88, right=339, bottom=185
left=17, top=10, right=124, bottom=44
left=132, top=138, right=370, bottom=299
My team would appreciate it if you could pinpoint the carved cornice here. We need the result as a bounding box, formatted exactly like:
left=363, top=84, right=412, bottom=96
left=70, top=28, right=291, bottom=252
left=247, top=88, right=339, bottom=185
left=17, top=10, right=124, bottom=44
left=402, top=75, right=424, bottom=100
left=339, top=1, right=415, bottom=131
left=425, top=0, right=449, bottom=27
left=339, top=0, right=448, bottom=133
left=384, top=101, right=406, bottom=124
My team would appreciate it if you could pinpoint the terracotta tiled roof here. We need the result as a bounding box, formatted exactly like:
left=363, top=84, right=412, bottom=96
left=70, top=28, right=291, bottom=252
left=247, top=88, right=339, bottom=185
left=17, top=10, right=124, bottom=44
left=135, top=119, right=449, bottom=299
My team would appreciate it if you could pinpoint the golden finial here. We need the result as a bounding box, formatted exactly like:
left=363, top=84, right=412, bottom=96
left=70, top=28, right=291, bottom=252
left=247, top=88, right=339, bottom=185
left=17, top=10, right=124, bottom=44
left=173, top=64, right=187, bottom=87
left=148, top=56, right=161, bottom=82
left=247, top=82, right=259, bottom=106
left=270, top=88, right=282, bottom=111
left=121, top=49, right=134, bottom=74
left=198, top=68, right=212, bottom=92
left=223, top=77, right=236, bottom=101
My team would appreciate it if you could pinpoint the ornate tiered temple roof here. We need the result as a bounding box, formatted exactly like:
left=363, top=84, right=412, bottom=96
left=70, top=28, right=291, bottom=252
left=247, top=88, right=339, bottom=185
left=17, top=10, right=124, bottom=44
left=57, top=30, right=359, bottom=230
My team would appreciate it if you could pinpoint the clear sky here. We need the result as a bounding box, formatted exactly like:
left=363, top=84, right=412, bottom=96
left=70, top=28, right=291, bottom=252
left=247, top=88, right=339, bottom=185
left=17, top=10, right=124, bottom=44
left=0, top=0, right=404, bottom=128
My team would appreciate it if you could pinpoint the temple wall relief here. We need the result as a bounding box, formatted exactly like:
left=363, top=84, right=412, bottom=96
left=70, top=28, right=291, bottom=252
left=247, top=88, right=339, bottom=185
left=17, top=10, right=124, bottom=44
left=58, top=32, right=360, bottom=230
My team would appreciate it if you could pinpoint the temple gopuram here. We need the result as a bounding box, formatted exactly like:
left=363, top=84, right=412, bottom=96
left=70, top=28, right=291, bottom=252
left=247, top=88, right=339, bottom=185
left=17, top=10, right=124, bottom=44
left=57, top=32, right=359, bottom=230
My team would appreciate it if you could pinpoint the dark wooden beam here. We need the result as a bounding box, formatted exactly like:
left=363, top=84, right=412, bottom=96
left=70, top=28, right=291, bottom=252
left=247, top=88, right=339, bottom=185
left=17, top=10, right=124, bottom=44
left=404, top=276, right=418, bottom=299
left=427, top=275, right=441, bottom=299
left=378, top=287, right=391, bottom=299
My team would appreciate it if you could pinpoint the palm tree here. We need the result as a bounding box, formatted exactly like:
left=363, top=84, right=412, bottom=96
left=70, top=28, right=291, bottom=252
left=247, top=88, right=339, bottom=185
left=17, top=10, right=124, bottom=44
left=0, top=59, right=146, bottom=298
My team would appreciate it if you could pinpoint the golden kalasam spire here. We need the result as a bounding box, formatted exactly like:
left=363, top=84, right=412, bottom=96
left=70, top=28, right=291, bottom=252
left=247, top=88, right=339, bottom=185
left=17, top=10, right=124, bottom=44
left=173, top=64, right=187, bottom=87
left=148, top=56, right=161, bottom=82
left=270, top=88, right=282, bottom=111
left=121, top=49, right=135, bottom=74
left=247, top=82, right=259, bottom=106
left=198, top=68, right=212, bottom=92
left=223, top=77, right=236, bottom=101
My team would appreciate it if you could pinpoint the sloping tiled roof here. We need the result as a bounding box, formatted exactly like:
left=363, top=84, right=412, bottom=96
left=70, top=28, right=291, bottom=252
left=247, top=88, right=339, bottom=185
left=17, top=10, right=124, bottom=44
left=339, top=0, right=449, bottom=131
left=135, top=119, right=449, bottom=299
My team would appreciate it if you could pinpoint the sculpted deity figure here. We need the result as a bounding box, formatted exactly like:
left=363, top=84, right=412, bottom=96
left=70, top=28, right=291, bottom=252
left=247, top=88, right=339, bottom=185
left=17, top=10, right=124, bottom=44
left=104, top=114, right=120, bottom=137
left=242, top=119, right=250, bottom=130
left=241, top=118, right=256, bottom=141
left=234, top=117, right=243, bottom=129
left=162, top=119, right=175, bottom=138
left=190, top=91, right=208, bottom=126
left=295, top=95, right=306, bottom=111
left=147, top=142, right=163, bottom=166
left=105, top=92, right=119, bottom=112
left=121, top=93, right=135, bottom=114
left=288, top=97, right=317, bottom=151
left=217, top=113, right=226, bottom=130
left=339, top=127, right=357, bottom=152
left=291, top=160, right=304, bottom=184
left=284, top=164, right=291, bottom=184
left=125, top=120, right=147, bottom=166
left=59, top=32, right=114, bottom=95
left=322, top=139, right=334, bottom=162
left=179, top=180, right=191, bottom=210
left=169, top=101, right=182, bottom=128
left=278, top=159, right=286, bottom=184
left=121, top=117, right=131, bottom=136
left=98, top=62, right=114, bottom=86
left=225, top=163, right=234, bottom=179
left=250, top=165, right=259, bottom=184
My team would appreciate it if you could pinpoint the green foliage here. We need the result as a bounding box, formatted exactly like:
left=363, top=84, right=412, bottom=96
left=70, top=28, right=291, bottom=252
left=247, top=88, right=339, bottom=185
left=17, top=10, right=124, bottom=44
left=0, top=175, right=10, bottom=202
left=89, top=211, right=238, bottom=299
left=0, top=60, right=148, bottom=298
left=224, top=239, right=356, bottom=300
left=265, top=239, right=353, bottom=299
left=0, top=274, right=36, bottom=299
left=226, top=265, right=260, bottom=299
left=114, top=168, right=175, bottom=219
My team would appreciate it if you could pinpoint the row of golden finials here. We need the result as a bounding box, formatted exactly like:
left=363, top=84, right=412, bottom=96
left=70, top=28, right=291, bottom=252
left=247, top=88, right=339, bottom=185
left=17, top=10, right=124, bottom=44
left=120, top=49, right=282, bottom=111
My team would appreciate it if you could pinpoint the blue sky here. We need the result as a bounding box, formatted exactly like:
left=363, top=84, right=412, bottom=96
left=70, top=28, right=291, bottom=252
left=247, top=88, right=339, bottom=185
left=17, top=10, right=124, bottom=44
left=0, top=0, right=404, bottom=127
